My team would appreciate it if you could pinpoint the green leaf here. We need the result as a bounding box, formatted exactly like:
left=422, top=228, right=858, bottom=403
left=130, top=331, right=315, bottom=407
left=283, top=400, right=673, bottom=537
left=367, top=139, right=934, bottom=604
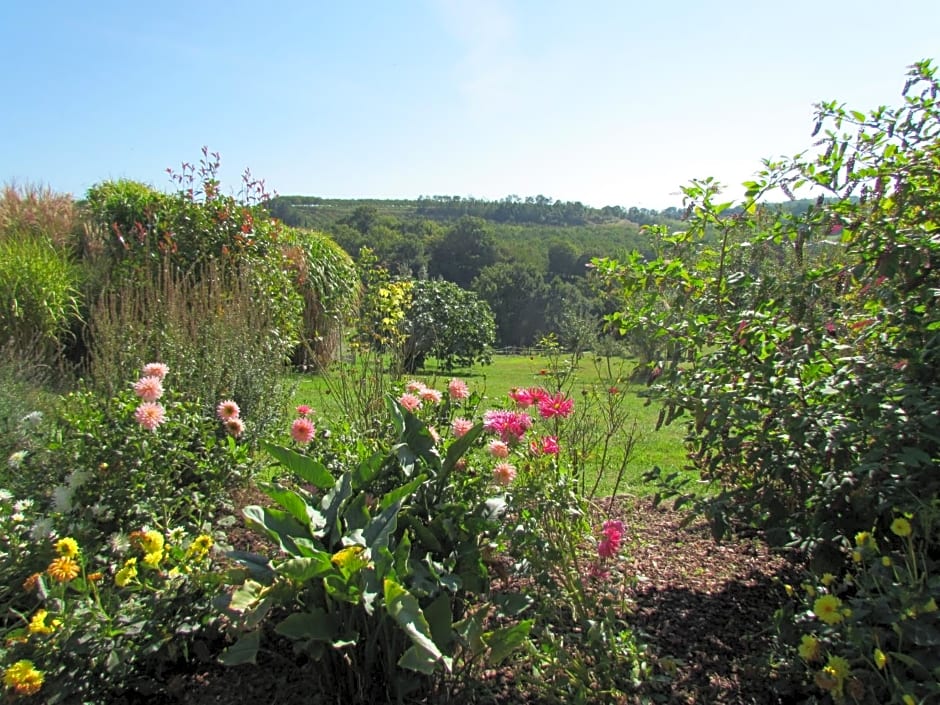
left=278, top=553, right=334, bottom=582
left=274, top=609, right=339, bottom=642
left=261, top=440, right=334, bottom=489
left=243, top=505, right=308, bottom=556
left=424, top=593, right=455, bottom=652
left=379, top=475, right=426, bottom=511
left=363, top=499, right=402, bottom=553
left=384, top=578, right=443, bottom=672
left=258, top=482, right=319, bottom=531
left=219, top=630, right=260, bottom=666
left=442, top=423, right=484, bottom=473
left=226, top=551, right=275, bottom=582
left=483, top=619, right=533, bottom=665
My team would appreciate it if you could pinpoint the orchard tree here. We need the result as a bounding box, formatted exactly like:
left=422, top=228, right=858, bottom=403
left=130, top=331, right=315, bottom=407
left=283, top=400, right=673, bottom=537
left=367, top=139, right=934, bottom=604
left=429, top=216, right=499, bottom=288
left=400, top=279, right=495, bottom=372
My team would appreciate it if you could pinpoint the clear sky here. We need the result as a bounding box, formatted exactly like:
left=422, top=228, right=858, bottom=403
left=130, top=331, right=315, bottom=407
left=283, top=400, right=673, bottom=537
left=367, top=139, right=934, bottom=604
left=2, top=1, right=938, bottom=209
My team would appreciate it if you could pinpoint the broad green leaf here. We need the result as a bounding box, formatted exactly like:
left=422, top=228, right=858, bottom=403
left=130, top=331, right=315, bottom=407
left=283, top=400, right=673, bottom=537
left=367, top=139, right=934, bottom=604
left=363, top=499, right=402, bottom=553
left=261, top=441, right=334, bottom=489
left=219, top=630, right=260, bottom=666
left=379, top=475, right=426, bottom=511
left=275, top=609, right=339, bottom=642
left=442, top=423, right=484, bottom=474
left=258, top=482, right=315, bottom=530
left=424, top=593, right=455, bottom=652
left=278, top=553, right=334, bottom=582
left=483, top=619, right=533, bottom=665
left=321, top=473, right=353, bottom=544
left=243, top=505, right=307, bottom=556
left=384, top=579, right=443, bottom=671
left=225, top=550, right=275, bottom=582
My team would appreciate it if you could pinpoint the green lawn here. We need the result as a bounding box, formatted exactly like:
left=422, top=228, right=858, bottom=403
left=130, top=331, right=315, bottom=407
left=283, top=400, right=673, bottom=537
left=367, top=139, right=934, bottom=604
left=290, top=352, right=691, bottom=497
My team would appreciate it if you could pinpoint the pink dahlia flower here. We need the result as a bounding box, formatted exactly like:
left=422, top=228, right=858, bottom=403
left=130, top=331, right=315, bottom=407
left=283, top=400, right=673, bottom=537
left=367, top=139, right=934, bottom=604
left=537, top=392, right=574, bottom=419
left=492, top=461, right=517, bottom=486
left=133, top=376, right=164, bottom=402
left=419, top=387, right=442, bottom=404
left=225, top=417, right=246, bottom=437
left=405, top=380, right=426, bottom=393
left=488, top=439, right=510, bottom=459
left=290, top=417, right=316, bottom=444
left=134, top=402, right=166, bottom=431
left=141, top=362, right=169, bottom=380
left=509, top=387, right=535, bottom=408
left=295, top=404, right=312, bottom=417
left=398, top=393, right=422, bottom=413
left=482, top=409, right=532, bottom=443
left=216, top=399, right=240, bottom=421
left=448, top=378, right=469, bottom=401
left=451, top=417, right=474, bottom=438
left=530, top=435, right=560, bottom=456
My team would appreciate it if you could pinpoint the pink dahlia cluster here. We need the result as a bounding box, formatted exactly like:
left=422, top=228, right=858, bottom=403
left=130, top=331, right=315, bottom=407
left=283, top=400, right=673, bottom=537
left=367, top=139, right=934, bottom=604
left=482, top=409, right=533, bottom=444
left=133, top=363, right=167, bottom=431
left=216, top=399, right=245, bottom=437
left=290, top=404, right=316, bottom=445
left=509, top=387, right=574, bottom=419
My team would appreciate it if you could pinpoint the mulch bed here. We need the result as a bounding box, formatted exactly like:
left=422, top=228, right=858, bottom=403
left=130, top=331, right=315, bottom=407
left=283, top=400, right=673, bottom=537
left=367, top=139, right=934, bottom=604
left=159, top=492, right=807, bottom=705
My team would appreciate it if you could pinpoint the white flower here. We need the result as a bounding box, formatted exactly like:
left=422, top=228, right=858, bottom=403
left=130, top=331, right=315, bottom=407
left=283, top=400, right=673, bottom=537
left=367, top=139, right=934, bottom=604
left=7, top=451, right=27, bottom=469
left=0, top=489, right=13, bottom=502
left=13, top=498, right=33, bottom=513
left=20, top=411, right=43, bottom=428
left=30, top=517, right=54, bottom=540
left=11, top=513, right=25, bottom=522
left=52, top=485, right=75, bottom=513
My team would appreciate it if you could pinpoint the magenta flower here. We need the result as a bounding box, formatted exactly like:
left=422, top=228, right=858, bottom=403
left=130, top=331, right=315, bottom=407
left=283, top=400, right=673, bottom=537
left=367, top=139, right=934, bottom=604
left=530, top=435, right=560, bottom=456
left=296, top=404, right=312, bottom=417
left=482, top=409, right=532, bottom=443
left=451, top=417, right=474, bottom=438
left=448, top=378, right=469, bottom=401
left=509, top=387, right=535, bottom=408
left=537, top=392, right=574, bottom=419
left=420, top=387, right=442, bottom=404
left=290, top=417, right=316, bottom=444
left=602, top=519, right=625, bottom=541
left=597, top=536, right=620, bottom=558
left=493, top=461, right=517, bottom=486
left=134, top=402, right=166, bottom=431
left=141, top=362, right=169, bottom=380
left=398, top=393, right=422, bottom=413
left=133, top=376, right=164, bottom=402
left=216, top=399, right=240, bottom=421
left=488, top=439, right=510, bottom=458
left=225, top=417, right=245, bottom=437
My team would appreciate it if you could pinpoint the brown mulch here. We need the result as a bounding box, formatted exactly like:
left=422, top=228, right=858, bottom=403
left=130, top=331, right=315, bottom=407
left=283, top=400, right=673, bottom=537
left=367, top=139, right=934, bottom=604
left=159, top=492, right=806, bottom=705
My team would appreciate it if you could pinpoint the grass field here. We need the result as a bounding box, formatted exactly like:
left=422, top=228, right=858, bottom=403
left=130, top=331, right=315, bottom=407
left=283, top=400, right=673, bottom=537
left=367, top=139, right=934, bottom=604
left=290, top=351, right=691, bottom=497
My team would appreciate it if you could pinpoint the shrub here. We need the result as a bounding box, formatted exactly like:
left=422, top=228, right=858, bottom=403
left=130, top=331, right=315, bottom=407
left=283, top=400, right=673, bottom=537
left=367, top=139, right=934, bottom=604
left=30, top=364, right=254, bottom=542
left=281, top=226, right=359, bottom=369
left=84, top=260, right=295, bottom=439
left=401, top=278, right=496, bottom=372
left=596, top=61, right=940, bottom=560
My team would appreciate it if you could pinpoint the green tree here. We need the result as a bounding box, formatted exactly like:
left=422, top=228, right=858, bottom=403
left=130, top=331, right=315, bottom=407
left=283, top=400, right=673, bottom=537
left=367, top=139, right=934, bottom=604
left=400, top=279, right=495, bottom=371
left=472, top=262, right=550, bottom=348
left=429, top=216, right=499, bottom=288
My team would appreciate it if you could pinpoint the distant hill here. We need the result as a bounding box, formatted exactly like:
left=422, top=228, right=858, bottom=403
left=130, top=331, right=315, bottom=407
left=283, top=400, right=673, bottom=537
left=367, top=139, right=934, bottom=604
left=264, top=195, right=686, bottom=230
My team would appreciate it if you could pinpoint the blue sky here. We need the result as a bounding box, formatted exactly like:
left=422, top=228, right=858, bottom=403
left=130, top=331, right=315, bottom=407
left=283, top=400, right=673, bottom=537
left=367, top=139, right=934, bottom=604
left=2, top=1, right=938, bottom=209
